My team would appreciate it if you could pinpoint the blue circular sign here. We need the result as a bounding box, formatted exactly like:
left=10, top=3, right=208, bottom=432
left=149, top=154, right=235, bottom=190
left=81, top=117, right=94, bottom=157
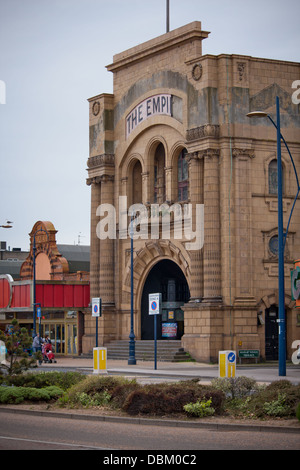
left=228, top=352, right=236, bottom=363
left=151, top=301, right=157, bottom=311
left=93, top=305, right=99, bottom=314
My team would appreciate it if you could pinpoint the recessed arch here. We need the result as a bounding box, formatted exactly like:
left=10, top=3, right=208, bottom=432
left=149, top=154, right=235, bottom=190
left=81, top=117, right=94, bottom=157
left=140, top=259, right=190, bottom=340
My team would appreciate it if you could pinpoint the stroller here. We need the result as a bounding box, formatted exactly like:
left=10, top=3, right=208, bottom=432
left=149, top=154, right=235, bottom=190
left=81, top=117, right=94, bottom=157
left=42, top=342, right=57, bottom=363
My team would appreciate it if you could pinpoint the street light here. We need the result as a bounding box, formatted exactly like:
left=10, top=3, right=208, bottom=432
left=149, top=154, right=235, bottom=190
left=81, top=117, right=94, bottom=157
left=0, top=221, right=13, bottom=229
left=247, top=96, right=300, bottom=376
left=128, top=216, right=136, bottom=365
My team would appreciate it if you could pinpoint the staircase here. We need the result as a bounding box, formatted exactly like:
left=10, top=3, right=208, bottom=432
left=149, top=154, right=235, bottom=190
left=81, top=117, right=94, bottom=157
left=104, top=340, right=192, bottom=362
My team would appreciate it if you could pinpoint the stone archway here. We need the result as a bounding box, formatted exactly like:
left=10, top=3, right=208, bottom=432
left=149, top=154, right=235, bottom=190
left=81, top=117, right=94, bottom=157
left=141, top=259, right=190, bottom=340
left=122, top=240, right=191, bottom=339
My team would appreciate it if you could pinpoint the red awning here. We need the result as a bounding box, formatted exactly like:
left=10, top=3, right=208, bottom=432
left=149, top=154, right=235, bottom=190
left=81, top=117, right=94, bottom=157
left=0, top=275, right=90, bottom=311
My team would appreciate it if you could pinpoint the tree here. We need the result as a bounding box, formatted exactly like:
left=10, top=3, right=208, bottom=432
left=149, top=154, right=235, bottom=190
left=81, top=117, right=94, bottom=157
left=0, top=319, right=41, bottom=375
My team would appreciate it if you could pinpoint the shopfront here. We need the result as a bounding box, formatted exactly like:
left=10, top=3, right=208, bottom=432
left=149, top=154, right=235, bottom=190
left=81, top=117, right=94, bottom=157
left=0, top=274, right=89, bottom=355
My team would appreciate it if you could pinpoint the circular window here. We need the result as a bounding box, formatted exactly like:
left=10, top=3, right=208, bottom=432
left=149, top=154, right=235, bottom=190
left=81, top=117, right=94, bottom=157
left=269, top=235, right=279, bottom=256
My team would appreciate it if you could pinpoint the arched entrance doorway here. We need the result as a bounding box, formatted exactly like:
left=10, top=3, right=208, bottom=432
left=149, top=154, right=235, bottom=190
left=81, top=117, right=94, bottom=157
left=141, top=260, right=190, bottom=340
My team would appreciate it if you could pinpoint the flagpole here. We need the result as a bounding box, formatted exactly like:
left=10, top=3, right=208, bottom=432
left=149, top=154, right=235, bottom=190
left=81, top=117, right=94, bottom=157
left=166, top=0, right=170, bottom=32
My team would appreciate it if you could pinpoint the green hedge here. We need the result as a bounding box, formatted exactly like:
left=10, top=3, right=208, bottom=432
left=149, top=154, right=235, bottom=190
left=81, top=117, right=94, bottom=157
left=4, top=371, right=85, bottom=391
left=0, top=385, right=63, bottom=404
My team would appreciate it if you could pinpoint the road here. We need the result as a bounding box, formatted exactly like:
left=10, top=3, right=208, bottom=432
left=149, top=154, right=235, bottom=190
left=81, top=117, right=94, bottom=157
left=0, top=410, right=299, bottom=452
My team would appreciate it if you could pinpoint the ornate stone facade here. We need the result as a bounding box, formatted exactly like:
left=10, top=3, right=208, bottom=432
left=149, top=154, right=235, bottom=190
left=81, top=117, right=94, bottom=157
left=84, top=22, right=300, bottom=362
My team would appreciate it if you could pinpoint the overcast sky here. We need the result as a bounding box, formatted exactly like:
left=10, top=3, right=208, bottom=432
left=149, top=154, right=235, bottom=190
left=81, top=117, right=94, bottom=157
left=0, top=0, right=299, bottom=251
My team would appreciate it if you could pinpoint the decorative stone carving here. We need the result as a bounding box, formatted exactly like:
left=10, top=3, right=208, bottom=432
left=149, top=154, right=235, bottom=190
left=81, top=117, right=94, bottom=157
left=192, top=63, right=203, bottom=81
left=237, top=62, right=246, bottom=81
left=87, top=154, right=115, bottom=169
left=186, top=124, right=220, bottom=141
left=92, top=101, right=100, bottom=116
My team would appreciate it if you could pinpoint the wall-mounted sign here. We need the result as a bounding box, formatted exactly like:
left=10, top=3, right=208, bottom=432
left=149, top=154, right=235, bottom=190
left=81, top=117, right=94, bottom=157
left=126, top=94, right=172, bottom=138
left=162, top=322, right=177, bottom=338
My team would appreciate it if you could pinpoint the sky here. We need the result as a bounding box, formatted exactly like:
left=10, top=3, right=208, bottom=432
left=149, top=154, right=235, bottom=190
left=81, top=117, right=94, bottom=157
left=0, top=0, right=299, bottom=251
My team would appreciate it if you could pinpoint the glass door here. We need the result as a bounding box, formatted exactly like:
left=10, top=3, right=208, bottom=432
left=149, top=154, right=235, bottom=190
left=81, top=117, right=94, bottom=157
left=67, top=324, right=77, bottom=355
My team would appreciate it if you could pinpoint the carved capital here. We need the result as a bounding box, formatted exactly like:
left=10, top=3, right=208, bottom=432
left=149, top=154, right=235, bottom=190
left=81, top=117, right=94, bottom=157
left=232, top=148, right=255, bottom=160
left=198, top=148, right=220, bottom=160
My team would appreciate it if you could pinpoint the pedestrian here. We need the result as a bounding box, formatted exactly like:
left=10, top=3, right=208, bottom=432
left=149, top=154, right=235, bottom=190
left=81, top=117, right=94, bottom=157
left=44, top=335, right=51, bottom=344
left=32, top=333, right=42, bottom=365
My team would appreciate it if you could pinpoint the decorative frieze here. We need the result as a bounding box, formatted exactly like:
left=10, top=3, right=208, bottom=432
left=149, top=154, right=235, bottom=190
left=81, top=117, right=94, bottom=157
left=186, top=124, right=220, bottom=142
left=87, top=153, right=115, bottom=169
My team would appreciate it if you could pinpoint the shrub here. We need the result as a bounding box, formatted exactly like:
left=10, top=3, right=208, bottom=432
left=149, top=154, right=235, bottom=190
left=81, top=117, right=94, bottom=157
left=122, top=382, right=225, bottom=416
left=0, top=385, right=63, bottom=404
left=211, top=376, right=258, bottom=399
left=262, top=393, right=291, bottom=417
left=183, top=398, right=215, bottom=417
left=61, top=375, right=136, bottom=407
left=75, top=391, right=112, bottom=408
left=110, top=381, right=140, bottom=408
left=0, top=319, right=37, bottom=375
left=5, top=371, right=85, bottom=391
left=232, top=380, right=300, bottom=419
left=296, top=402, right=300, bottom=421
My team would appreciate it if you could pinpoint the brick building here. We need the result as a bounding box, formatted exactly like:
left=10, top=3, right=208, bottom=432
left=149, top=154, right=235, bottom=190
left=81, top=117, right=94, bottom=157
left=0, top=221, right=90, bottom=355
left=85, top=22, right=300, bottom=362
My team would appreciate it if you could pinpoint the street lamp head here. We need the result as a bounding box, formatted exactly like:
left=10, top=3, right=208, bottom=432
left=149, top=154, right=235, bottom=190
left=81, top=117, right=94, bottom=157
left=247, top=111, right=269, bottom=118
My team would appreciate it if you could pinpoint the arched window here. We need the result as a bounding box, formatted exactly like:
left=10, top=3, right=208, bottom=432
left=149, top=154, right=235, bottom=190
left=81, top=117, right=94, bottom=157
left=268, top=159, right=285, bottom=195
left=178, top=148, right=188, bottom=201
left=154, top=143, right=165, bottom=203
left=132, top=160, right=142, bottom=204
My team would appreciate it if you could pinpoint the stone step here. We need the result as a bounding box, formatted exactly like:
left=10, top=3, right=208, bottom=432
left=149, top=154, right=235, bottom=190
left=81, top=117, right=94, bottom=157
left=103, top=340, right=192, bottom=362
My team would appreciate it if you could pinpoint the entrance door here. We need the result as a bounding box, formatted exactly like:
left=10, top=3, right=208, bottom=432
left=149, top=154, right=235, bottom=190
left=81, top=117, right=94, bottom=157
left=42, top=323, right=65, bottom=354
left=141, top=260, right=190, bottom=340
left=265, top=306, right=278, bottom=360
left=67, top=324, right=77, bottom=355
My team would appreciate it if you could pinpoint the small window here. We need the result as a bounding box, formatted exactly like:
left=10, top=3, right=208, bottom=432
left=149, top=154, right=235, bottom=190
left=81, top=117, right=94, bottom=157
left=268, top=159, right=284, bottom=195
left=154, top=143, right=166, bottom=203
left=178, top=148, right=188, bottom=201
left=132, top=160, right=142, bottom=204
left=269, top=235, right=279, bottom=256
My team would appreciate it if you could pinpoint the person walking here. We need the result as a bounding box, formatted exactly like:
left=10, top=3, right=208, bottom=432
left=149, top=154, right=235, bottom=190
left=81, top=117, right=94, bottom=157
left=32, top=333, right=42, bottom=365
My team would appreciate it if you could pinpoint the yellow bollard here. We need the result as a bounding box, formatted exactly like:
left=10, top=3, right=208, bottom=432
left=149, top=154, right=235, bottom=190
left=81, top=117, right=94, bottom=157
left=93, top=347, right=107, bottom=374
left=219, top=351, right=236, bottom=378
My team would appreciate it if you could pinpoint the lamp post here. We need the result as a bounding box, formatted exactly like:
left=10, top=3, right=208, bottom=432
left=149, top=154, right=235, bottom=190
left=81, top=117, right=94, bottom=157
left=32, top=228, right=49, bottom=337
left=247, top=96, right=300, bottom=376
left=0, top=222, right=13, bottom=229
left=128, top=216, right=136, bottom=365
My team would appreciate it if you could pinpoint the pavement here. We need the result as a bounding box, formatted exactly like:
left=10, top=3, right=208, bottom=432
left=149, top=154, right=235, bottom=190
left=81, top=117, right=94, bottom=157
left=38, top=355, right=300, bottom=385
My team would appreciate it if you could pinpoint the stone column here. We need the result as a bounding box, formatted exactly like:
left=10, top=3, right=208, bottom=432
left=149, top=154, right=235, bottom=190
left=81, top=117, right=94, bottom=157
left=99, top=175, right=115, bottom=306
left=186, top=152, right=203, bottom=301
left=141, top=171, right=149, bottom=204
left=232, top=149, right=256, bottom=305
left=83, top=177, right=101, bottom=353
left=89, top=178, right=101, bottom=298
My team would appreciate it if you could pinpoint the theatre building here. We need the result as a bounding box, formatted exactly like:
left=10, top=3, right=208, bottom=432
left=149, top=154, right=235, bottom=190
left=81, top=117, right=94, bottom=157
left=85, top=22, right=300, bottom=362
